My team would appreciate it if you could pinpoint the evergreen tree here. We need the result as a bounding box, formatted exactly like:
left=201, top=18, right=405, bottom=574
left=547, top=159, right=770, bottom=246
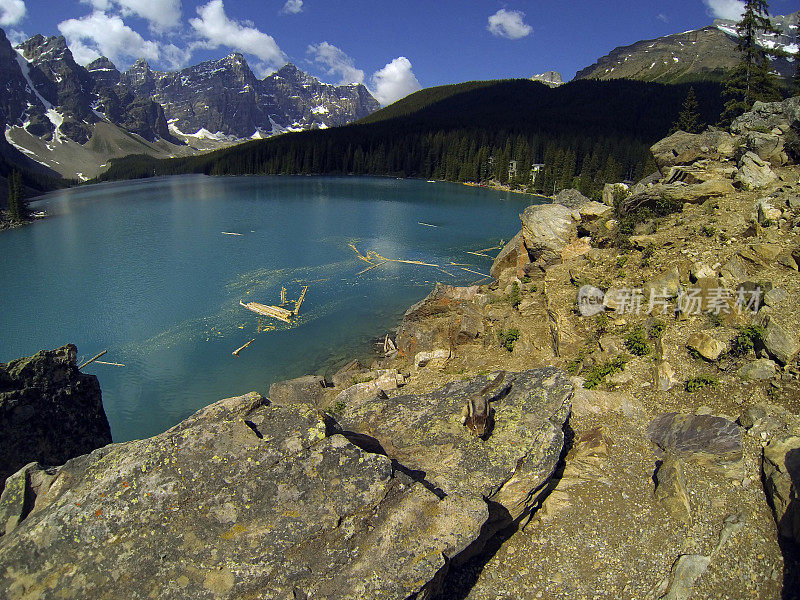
left=6, top=171, right=25, bottom=222
left=720, top=0, right=783, bottom=125
left=670, top=87, right=704, bottom=134
left=6, top=175, right=16, bottom=221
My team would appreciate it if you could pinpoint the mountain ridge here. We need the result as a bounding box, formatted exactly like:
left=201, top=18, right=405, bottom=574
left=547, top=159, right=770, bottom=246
left=0, top=29, right=380, bottom=181
left=575, top=10, right=798, bottom=83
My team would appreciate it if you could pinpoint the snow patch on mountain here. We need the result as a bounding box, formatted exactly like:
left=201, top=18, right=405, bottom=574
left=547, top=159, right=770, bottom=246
left=14, top=49, right=51, bottom=111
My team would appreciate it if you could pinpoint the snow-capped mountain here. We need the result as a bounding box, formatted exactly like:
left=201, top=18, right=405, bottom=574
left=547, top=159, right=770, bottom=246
left=575, top=10, right=798, bottom=83
left=0, top=29, right=380, bottom=180
left=119, top=57, right=379, bottom=141
left=713, top=11, right=799, bottom=58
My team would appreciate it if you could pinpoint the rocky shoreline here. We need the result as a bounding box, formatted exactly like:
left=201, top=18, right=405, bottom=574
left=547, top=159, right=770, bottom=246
left=2, top=97, right=800, bottom=599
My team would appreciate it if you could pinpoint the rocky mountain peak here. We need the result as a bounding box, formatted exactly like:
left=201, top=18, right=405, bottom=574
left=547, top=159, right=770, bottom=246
left=531, top=71, right=564, bottom=87
left=87, top=56, right=118, bottom=72
left=121, top=58, right=160, bottom=94
left=87, top=56, right=121, bottom=89
left=273, top=62, right=307, bottom=81
left=17, top=34, right=69, bottom=63
left=127, top=58, right=153, bottom=78
left=224, top=52, right=246, bottom=64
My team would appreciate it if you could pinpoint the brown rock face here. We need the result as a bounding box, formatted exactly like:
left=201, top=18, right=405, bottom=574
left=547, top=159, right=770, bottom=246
left=395, top=284, right=486, bottom=358
left=0, top=369, right=573, bottom=600
left=490, top=231, right=527, bottom=280
left=0, top=345, right=111, bottom=492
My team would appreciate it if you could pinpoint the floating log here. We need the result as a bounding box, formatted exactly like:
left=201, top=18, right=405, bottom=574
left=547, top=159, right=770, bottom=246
left=78, top=350, right=107, bottom=370
left=475, top=245, right=501, bottom=253
left=232, top=338, right=256, bottom=357
left=370, top=251, right=439, bottom=268
left=221, top=232, right=243, bottom=236
left=94, top=361, right=125, bottom=367
left=280, top=287, right=287, bottom=304
left=349, top=243, right=374, bottom=264
left=466, top=251, right=491, bottom=258
left=356, top=261, right=387, bottom=276
left=418, top=222, right=438, bottom=227
left=459, top=267, right=490, bottom=277
left=240, top=300, right=294, bottom=323
left=293, top=286, right=309, bottom=315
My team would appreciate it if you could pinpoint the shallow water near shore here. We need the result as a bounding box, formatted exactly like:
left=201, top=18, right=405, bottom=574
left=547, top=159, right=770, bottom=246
left=0, top=175, right=541, bottom=441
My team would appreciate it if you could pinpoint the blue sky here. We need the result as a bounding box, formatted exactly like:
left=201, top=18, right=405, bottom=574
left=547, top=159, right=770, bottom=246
left=1, top=0, right=797, bottom=104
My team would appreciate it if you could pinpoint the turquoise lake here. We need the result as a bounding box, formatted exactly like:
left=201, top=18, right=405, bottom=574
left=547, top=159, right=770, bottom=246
left=0, top=175, right=539, bottom=441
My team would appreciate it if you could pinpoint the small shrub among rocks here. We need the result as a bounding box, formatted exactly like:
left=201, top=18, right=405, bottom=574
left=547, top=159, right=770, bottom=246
left=625, top=327, right=651, bottom=356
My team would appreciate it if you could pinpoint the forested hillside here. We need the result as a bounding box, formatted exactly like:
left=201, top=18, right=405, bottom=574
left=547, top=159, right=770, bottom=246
left=94, top=79, right=726, bottom=199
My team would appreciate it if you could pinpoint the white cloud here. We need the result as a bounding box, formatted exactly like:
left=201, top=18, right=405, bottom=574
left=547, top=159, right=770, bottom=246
left=487, top=8, right=532, bottom=40
left=370, top=56, right=421, bottom=106
left=7, top=28, right=27, bottom=44
left=59, top=11, right=160, bottom=67
left=307, top=42, right=364, bottom=85
left=190, top=0, right=287, bottom=68
left=0, top=0, right=26, bottom=26
left=81, top=0, right=182, bottom=31
left=703, top=0, right=745, bottom=20
left=252, top=63, right=278, bottom=78
left=280, top=0, right=303, bottom=15
left=657, top=13, right=670, bottom=23
left=162, top=43, right=193, bottom=70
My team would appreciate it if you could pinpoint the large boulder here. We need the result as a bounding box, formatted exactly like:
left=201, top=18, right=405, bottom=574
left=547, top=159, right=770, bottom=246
left=0, top=345, right=111, bottom=493
left=686, top=332, right=727, bottom=362
left=577, top=200, right=613, bottom=221
left=646, top=413, right=742, bottom=467
left=644, top=266, right=682, bottom=300
left=520, top=203, right=579, bottom=266
left=331, top=368, right=573, bottom=531
left=650, top=130, right=738, bottom=172
left=743, top=131, right=787, bottom=166
left=0, top=392, right=491, bottom=599
left=735, top=151, right=779, bottom=190
left=395, top=284, right=485, bottom=358
left=619, top=180, right=735, bottom=215
left=490, top=230, right=527, bottom=280
left=738, top=359, right=777, bottom=381
left=553, top=188, right=591, bottom=208
left=763, top=319, right=800, bottom=365
left=268, top=374, right=327, bottom=405
left=731, top=96, right=800, bottom=136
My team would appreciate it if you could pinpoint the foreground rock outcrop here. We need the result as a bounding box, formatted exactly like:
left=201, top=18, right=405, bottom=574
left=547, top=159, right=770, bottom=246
left=0, top=368, right=572, bottom=599
left=332, top=369, right=573, bottom=536
left=0, top=345, right=110, bottom=493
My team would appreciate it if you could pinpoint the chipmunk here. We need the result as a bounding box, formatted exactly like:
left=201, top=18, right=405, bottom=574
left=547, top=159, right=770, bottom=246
left=461, top=371, right=506, bottom=438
